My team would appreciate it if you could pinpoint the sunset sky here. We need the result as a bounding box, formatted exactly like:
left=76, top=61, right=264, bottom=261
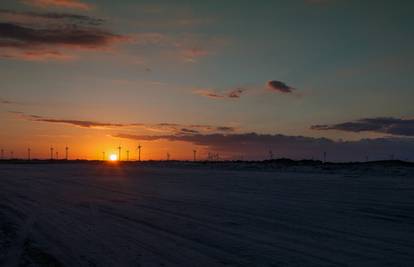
left=1, top=0, right=413, bottom=161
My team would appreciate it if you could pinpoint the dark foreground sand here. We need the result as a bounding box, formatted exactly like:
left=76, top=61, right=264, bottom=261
left=1, top=162, right=413, bottom=266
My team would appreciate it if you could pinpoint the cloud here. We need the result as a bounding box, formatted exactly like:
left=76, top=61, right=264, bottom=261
left=36, top=119, right=124, bottom=128
left=267, top=80, right=295, bottom=93
left=227, top=88, right=245, bottom=98
left=0, top=22, right=123, bottom=48
left=128, top=33, right=227, bottom=63
left=11, top=111, right=237, bottom=133
left=113, top=132, right=414, bottom=161
left=0, top=9, right=104, bottom=26
left=179, top=128, right=200, bottom=134
left=181, top=48, right=210, bottom=62
left=136, top=123, right=237, bottom=134
left=0, top=49, right=75, bottom=61
left=194, top=88, right=246, bottom=99
left=311, top=117, right=414, bottom=137
left=22, top=0, right=92, bottom=10
left=0, top=10, right=126, bottom=61
left=131, top=32, right=229, bottom=63
left=0, top=98, right=15, bottom=104
left=10, top=112, right=125, bottom=128
left=215, top=126, right=236, bottom=132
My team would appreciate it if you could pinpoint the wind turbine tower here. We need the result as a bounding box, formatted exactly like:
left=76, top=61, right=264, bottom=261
left=50, top=146, right=54, bottom=160
left=118, top=145, right=122, bottom=161
left=137, top=144, right=142, bottom=162
left=1, top=149, right=3, bottom=160
left=65, top=145, right=69, bottom=160
left=268, top=149, right=274, bottom=160
left=28, top=148, right=31, bottom=161
left=102, top=151, right=106, bottom=161
left=126, top=150, right=130, bottom=161
left=193, top=150, right=197, bottom=161
left=56, top=151, right=59, bottom=160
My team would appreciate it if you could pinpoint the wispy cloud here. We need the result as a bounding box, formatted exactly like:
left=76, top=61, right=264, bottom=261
left=126, top=4, right=215, bottom=30
left=10, top=111, right=125, bottom=128
left=113, top=132, right=414, bottom=161
left=194, top=88, right=246, bottom=99
left=181, top=48, right=210, bottom=62
left=311, top=117, right=414, bottom=137
left=11, top=111, right=237, bottom=133
left=128, top=32, right=227, bottom=63
left=0, top=9, right=104, bottom=25
left=136, top=123, right=237, bottom=134
left=22, top=0, right=92, bottom=10
left=0, top=98, right=15, bottom=105
left=0, top=10, right=127, bottom=61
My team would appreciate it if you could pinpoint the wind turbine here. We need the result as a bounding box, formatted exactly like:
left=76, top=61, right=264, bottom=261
left=126, top=150, right=130, bottom=161
left=10, top=150, right=13, bottom=159
left=28, top=148, right=31, bottom=161
left=166, top=152, right=170, bottom=161
left=137, top=144, right=142, bottom=162
left=65, top=145, right=69, bottom=160
left=56, top=151, right=59, bottom=160
left=102, top=151, right=106, bottom=161
left=268, top=149, right=274, bottom=160
left=50, top=146, right=54, bottom=160
left=1, top=148, right=4, bottom=160
left=193, top=150, right=197, bottom=161
left=118, top=145, right=122, bottom=161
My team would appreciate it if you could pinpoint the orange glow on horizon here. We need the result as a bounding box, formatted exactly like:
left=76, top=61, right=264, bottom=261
left=0, top=121, right=204, bottom=160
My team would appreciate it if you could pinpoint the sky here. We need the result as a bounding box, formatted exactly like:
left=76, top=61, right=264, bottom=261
left=0, top=0, right=413, bottom=161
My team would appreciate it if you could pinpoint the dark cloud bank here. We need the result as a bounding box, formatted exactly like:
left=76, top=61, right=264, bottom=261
left=0, top=22, right=121, bottom=48
left=0, top=9, right=104, bottom=25
left=0, top=9, right=125, bottom=60
left=115, top=132, right=414, bottom=162
left=312, top=117, right=414, bottom=137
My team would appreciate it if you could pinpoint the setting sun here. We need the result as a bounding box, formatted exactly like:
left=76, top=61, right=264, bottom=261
left=109, top=154, right=118, bottom=161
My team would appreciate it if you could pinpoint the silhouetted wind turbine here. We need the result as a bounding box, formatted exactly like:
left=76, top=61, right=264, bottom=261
left=10, top=151, right=14, bottom=159
left=126, top=150, right=130, bottom=161
left=166, top=152, right=170, bottom=161
left=118, top=145, right=122, bottom=161
left=1, top=149, right=4, bottom=160
left=50, top=146, right=54, bottom=160
left=65, top=145, right=69, bottom=160
left=137, top=144, right=142, bottom=162
left=268, top=149, right=274, bottom=160
left=28, top=148, right=31, bottom=161
left=102, top=151, right=106, bottom=161
left=56, top=151, right=59, bottom=160
left=193, top=150, right=197, bottom=161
